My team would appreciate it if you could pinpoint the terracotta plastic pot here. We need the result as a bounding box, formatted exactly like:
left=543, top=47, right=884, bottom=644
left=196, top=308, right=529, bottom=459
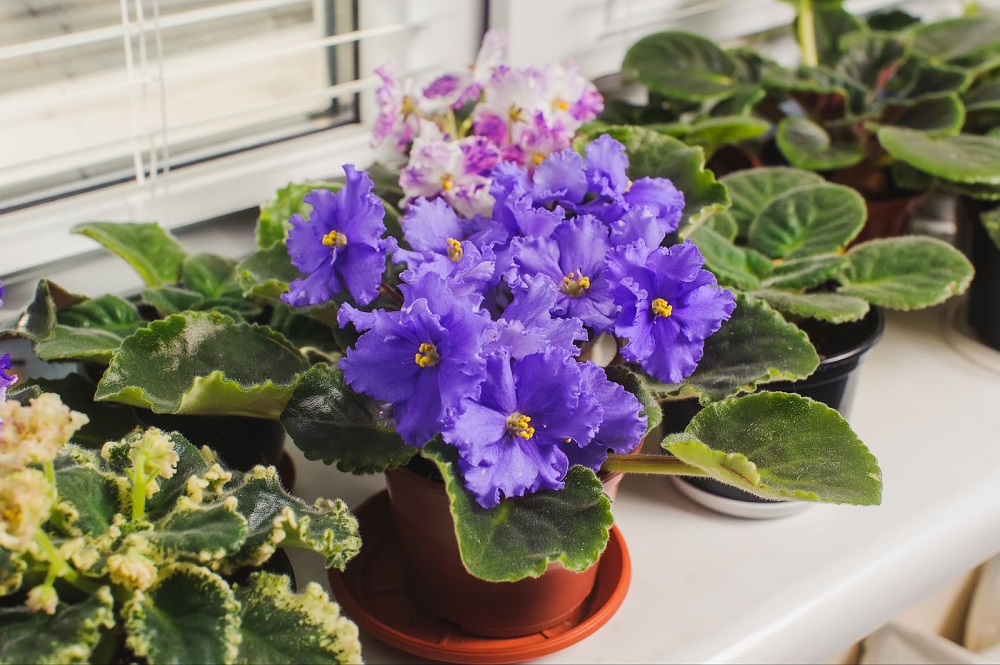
left=384, top=463, right=610, bottom=638
left=666, top=307, right=885, bottom=511
left=956, top=196, right=1000, bottom=352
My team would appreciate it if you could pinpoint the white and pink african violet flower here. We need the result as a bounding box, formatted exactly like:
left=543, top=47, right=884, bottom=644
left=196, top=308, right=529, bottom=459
left=399, top=123, right=501, bottom=218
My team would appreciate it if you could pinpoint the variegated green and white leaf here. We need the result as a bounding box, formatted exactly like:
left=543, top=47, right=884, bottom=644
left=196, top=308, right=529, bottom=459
left=0, top=587, right=115, bottom=665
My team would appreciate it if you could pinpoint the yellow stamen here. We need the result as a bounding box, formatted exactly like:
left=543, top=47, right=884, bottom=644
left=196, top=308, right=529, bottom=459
left=562, top=271, right=591, bottom=297
left=446, top=238, right=463, bottom=262
left=508, top=105, right=523, bottom=123
left=506, top=413, right=535, bottom=440
left=441, top=174, right=454, bottom=191
left=414, top=343, right=440, bottom=368
left=532, top=152, right=546, bottom=167
left=553, top=98, right=569, bottom=111
left=651, top=298, right=673, bottom=318
left=401, top=95, right=418, bottom=117
left=322, top=230, right=347, bottom=248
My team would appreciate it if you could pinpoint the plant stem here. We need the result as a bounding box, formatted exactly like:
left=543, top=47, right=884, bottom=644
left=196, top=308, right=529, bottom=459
left=798, top=0, right=819, bottom=68
left=43, top=459, right=56, bottom=493
left=34, top=530, right=100, bottom=594
left=131, top=453, right=148, bottom=522
left=380, top=282, right=404, bottom=306
left=601, top=453, right=711, bottom=476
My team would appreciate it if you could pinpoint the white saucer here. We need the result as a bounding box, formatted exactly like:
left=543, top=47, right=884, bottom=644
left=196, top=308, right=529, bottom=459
left=670, top=477, right=813, bottom=520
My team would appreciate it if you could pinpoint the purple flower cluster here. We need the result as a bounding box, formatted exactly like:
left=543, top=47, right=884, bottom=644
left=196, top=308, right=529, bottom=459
left=373, top=30, right=603, bottom=220
left=284, top=137, right=735, bottom=508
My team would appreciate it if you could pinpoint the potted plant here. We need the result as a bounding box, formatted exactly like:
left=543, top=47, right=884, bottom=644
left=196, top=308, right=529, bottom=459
left=601, top=1, right=1000, bottom=241
left=0, top=381, right=363, bottom=664
left=0, top=207, right=348, bottom=481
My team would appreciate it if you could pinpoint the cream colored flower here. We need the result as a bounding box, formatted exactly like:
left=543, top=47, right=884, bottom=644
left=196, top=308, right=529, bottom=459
left=0, top=467, right=54, bottom=551
left=107, top=547, right=158, bottom=591
left=26, top=584, right=59, bottom=614
left=0, top=393, right=89, bottom=470
left=130, top=428, right=179, bottom=482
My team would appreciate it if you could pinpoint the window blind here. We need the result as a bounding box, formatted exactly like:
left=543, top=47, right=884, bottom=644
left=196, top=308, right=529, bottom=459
left=0, top=0, right=484, bottom=280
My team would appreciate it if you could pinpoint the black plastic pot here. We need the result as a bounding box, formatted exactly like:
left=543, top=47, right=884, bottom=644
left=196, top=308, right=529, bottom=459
left=956, top=196, right=1000, bottom=352
left=666, top=307, right=885, bottom=504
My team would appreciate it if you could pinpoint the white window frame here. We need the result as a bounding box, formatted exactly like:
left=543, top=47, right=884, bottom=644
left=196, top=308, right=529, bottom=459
left=489, top=0, right=977, bottom=81
left=0, top=0, right=485, bottom=284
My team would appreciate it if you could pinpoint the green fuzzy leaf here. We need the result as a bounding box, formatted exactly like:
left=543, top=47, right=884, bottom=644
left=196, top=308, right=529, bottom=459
left=878, top=126, right=1000, bottom=184
left=763, top=254, right=847, bottom=290
left=52, top=454, right=122, bottom=537
left=963, top=79, right=1000, bottom=112
left=748, top=183, right=866, bottom=259
left=124, top=563, right=240, bottom=665
left=688, top=223, right=768, bottom=289
left=983, top=206, right=1000, bottom=250
left=582, top=125, right=729, bottom=227
left=813, top=6, right=866, bottom=67
left=281, top=363, right=416, bottom=474
left=422, top=439, right=613, bottom=582
left=95, top=311, right=310, bottom=418
left=894, top=61, right=972, bottom=101
left=35, top=325, right=130, bottom=364
left=150, top=501, right=248, bottom=563
left=34, top=292, right=144, bottom=362
left=181, top=254, right=239, bottom=299
left=234, top=572, right=362, bottom=665
left=835, top=32, right=908, bottom=92
left=0, top=550, right=26, bottom=596
left=257, top=182, right=342, bottom=249
left=890, top=94, right=965, bottom=136
left=837, top=237, right=974, bottom=310
left=0, top=587, right=115, bottom=665
left=28, top=374, right=143, bottom=449
left=751, top=288, right=870, bottom=322
left=139, top=286, right=206, bottom=317
left=663, top=392, right=882, bottom=504
left=226, top=466, right=361, bottom=571
left=237, top=243, right=300, bottom=301
left=675, top=115, right=771, bottom=158
left=676, top=293, right=819, bottom=403
left=621, top=31, right=751, bottom=101
left=72, top=222, right=188, bottom=287
left=775, top=117, right=866, bottom=171
left=2, top=280, right=89, bottom=343
left=720, top=167, right=826, bottom=237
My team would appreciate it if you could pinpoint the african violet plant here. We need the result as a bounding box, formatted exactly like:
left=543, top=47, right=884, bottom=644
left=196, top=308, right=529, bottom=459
left=229, top=126, right=890, bottom=584
left=0, top=380, right=363, bottom=664
left=603, top=1, right=1000, bottom=202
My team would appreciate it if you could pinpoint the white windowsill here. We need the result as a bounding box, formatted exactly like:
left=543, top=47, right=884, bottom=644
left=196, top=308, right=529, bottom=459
left=284, top=300, right=1000, bottom=664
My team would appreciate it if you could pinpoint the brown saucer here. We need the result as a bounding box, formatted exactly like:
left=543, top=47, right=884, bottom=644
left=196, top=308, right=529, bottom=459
left=328, top=490, right=631, bottom=664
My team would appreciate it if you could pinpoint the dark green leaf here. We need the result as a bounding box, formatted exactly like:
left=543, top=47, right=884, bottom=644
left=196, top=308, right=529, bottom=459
left=181, top=254, right=239, bottom=298
left=150, top=502, right=247, bottom=562
left=911, top=17, right=1000, bottom=63
left=775, top=117, right=865, bottom=171
left=835, top=32, right=908, bottom=91
left=281, top=363, right=413, bottom=474
left=226, top=466, right=361, bottom=570
left=52, top=453, right=122, bottom=536
left=763, top=254, right=847, bottom=290
left=890, top=94, right=965, bottom=136
left=72, top=222, right=188, bottom=287
left=124, top=564, right=239, bottom=664
left=681, top=115, right=771, bottom=158
left=0, top=588, right=115, bottom=664
left=422, top=440, right=613, bottom=582
left=688, top=223, right=768, bottom=289
left=35, top=325, right=132, bottom=363
left=2, top=280, right=88, bottom=343
left=621, top=31, right=750, bottom=101
left=812, top=6, right=866, bottom=67
left=663, top=391, right=882, bottom=504
left=719, top=167, right=826, bottom=237
left=234, top=572, right=362, bottom=665
left=236, top=243, right=300, bottom=301
left=140, top=286, right=205, bottom=316
left=677, top=293, right=819, bottom=402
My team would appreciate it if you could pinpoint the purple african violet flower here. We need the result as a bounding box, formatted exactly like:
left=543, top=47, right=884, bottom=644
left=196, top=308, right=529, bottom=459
left=400, top=124, right=500, bottom=218
left=512, top=215, right=618, bottom=332
left=398, top=241, right=497, bottom=300
left=394, top=197, right=504, bottom=261
left=562, top=362, right=646, bottom=471
left=443, top=349, right=602, bottom=508
left=0, top=354, right=15, bottom=407
left=338, top=272, right=491, bottom=447
left=484, top=274, right=587, bottom=359
left=282, top=165, right=388, bottom=307
left=607, top=239, right=736, bottom=384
